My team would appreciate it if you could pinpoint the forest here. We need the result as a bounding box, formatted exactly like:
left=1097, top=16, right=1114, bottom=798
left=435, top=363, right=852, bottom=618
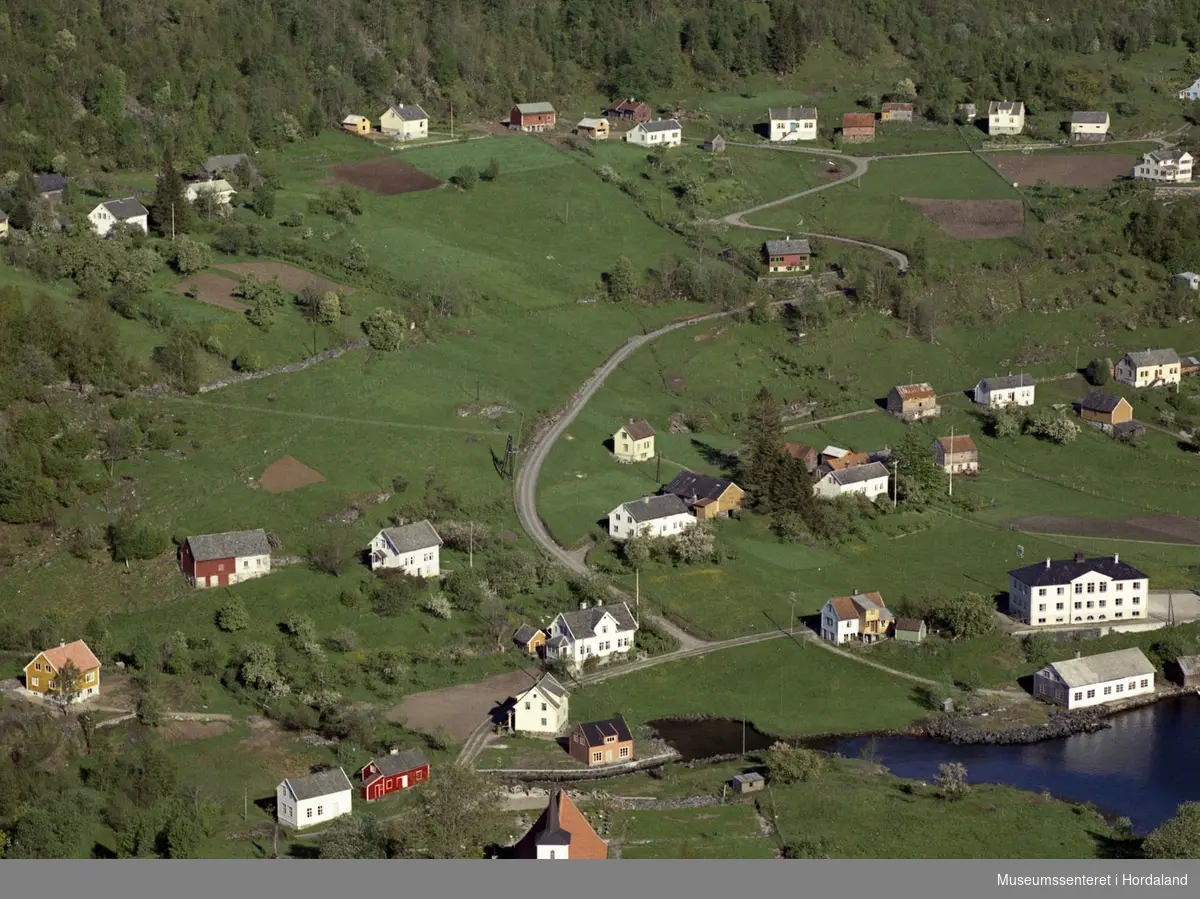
left=3, top=0, right=1200, bottom=170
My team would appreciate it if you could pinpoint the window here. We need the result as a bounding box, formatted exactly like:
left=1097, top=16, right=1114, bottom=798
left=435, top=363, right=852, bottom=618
left=1133, top=611, right=1140, bottom=617
left=1099, top=582, right=1107, bottom=593
left=1103, top=686, right=1112, bottom=695
left=1037, top=618, right=1046, bottom=624
left=549, top=850, right=556, bottom=859
left=541, top=718, right=547, bottom=726
left=31, top=677, right=38, bottom=687
left=1140, top=679, right=1149, bottom=688
left=317, top=806, right=323, bottom=816
left=34, top=662, right=41, bottom=671
left=1038, top=604, right=1046, bottom=612
left=1133, top=597, right=1141, bottom=605
left=1056, top=602, right=1064, bottom=610
left=541, top=702, right=547, bottom=711
left=1115, top=583, right=1123, bottom=591
left=86, top=671, right=94, bottom=682
left=1086, top=582, right=1095, bottom=594
left=524, top=701, right=530, bottom=709
left=1116, top=684, right=1123, bottom=693
left=1057, top=587, right=1065, bottom=595
left=307, top=808, right=313, bottom=819
left=1074, top=692, right=1082, bottom=701
left=1132, top=582, right=1141, bottom=590
left=619, top=747, right=630, bottom=758
left=1086, top=601, right=1094, bottom=609
left=592, top=752, right=601, bottom=762
left=1115, top=612, right=1123, bottom=618
left=1038, top=588, right=1047, bottom=596
left=1098, top=600, right=1106, bottom=608
left=1115, top=598, right=1123, bottom=606
left=1086, top=689, right=1095, bottom=698
left=1074, top=584, right=1083, bottom=594
left=218, top=563, right=225, bottom=572
left=1129, top=681, right=1137, bottom=690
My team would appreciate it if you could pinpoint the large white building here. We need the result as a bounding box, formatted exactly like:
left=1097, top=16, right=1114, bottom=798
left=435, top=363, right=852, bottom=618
left=367, top=520, right=442, bottom=576
left=276, top=768, right=353, bottom=830
left=1033, top=647, right=1156, bottom=710
left=608, top=494, right=693, bottom=541
left=768, top=106, right=818, bottom=142
left=819, top=592, right=893, bottom=644
left=987, top=100, right=1025, bottom=135
left=625, top=119, right=682, bottom=148
left=1114, top=348, right=1181, bottom=389
left=185, top=179, right=236, bottom=207
left=1008, top=552, right=1148, bottom=627
left=974, top=374, right=1036, bottom=408
left=544, top=602, right=637, bottom=668
left=1133, top=148, right=1193, bottom=183
left=812, top=461, right=890, bottom=502
left=88, top=197, right=149, bottom=237
left=1069, top=111, right=1109, bottom=140
left=379, top=104, right=429, bottom=140
left=511, top=673, right=570, bottom=735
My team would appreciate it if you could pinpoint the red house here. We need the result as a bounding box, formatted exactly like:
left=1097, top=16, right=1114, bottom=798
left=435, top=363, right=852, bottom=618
left=360, top=748, right=431, bottom=801
left=510, top=102, right=556, bottom=132
left=604, top=98, right=652, bottom=123
left=763, top=237, right=811, bottom=273
left=180, top=529, right=272, bottom=589
left=841, top=112, right=876, bottom=142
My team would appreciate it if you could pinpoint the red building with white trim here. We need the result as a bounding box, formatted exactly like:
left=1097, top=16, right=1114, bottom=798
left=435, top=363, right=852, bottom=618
left=180, top=529, right=272, bottom=589
left=360, top=748, right=431, bottom=801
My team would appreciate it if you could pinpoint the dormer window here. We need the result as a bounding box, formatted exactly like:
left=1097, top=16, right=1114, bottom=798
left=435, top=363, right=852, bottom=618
left=605, top=735, right=617, bottom=744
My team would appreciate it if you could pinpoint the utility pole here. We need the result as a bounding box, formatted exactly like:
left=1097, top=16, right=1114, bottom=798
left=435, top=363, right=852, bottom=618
left=635, top=568, right=640, bottom=627
left=244, top=785, right=247, bottom=821
left=171, top=203, right=175, bottom=242
left=892, top=460, right=899, bottom=509
left=789, top=592, right=797, bottom=634
left=948, top=424, right=955, bottom=498
left=450, top=103, right=454, bottom=139
left=469, top=521, right=474, bottom=569
left=565, top=199, right=569, bottom=224
left=742, top=718, right=746, bottom=757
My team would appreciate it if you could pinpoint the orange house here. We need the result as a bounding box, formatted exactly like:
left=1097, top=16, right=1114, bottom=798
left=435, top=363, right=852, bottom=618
left=1078, top=392, right=1133, bottom=429
left=662, top=471, right=744, bottom=520
left=514, top=788, right=608, bottom=859
left=513, top=624, right=547, bottom=656
left=24, top=640, right=102, bottom=700
left=569, top=717, right=634, bottom=767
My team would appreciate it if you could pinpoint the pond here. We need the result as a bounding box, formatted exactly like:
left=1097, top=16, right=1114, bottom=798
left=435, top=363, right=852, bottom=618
left=648, top=717, right=777, bottom=762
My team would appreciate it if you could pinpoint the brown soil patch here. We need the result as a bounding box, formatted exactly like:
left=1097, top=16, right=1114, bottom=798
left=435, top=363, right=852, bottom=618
left=665, top=372, right=687, bottom=394
left=173, top=273, right=248, bottom=312
left=258, top=455, right=326, bottom=494
left=1006, top=514, right=1200, bottom=546
left=216, top=262, right=355, bottom=296
left=328, top=157, right=442, bottom=196
left=990, top=154, right=1134, bottom=188
left=905, top=198, right=1025, bottom=238
left=159, top=720, right=232, bottom=743
left=389, top=669, right=542, bottom=741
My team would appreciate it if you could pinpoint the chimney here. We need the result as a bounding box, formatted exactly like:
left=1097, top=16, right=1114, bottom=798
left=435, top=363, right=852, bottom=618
left=1074, top=650, right=1081, bottom=659
left=1045, top=558, right=1051, bottom=568
left=389, top=748, right=399, bottom=755
left=1113, top=553, right=1119, bottom=564
left=644, top=496, right=650, bottom=504
left=1073, top=552, right=1085, bottom=564
left=579, top=602, right=588, bottom=611
left=60, top=641, right=66, bottom=647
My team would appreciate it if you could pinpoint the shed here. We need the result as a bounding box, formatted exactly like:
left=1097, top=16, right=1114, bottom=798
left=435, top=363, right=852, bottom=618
left=700, top=134, right=726, bottom=153
left=893, top=618, right=927, bottom=644
left=1171, top=654, right=1200, bottom=689
left=730, top=772, right=765, bottom=794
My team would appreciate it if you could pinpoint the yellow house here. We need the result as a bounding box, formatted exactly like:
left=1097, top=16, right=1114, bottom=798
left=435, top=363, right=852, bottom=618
left=613, top=419, right=655, bottom=462
left=341, top=114, right=371, bottom=135
left=24, top=639, right=102, bottom=701
left=574, top=117, right=610, bottom=140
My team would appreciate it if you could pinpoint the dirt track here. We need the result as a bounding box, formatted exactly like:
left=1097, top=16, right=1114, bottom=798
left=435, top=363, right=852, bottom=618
left=328, top=157, right=442, bottom=196
left=1006, top=514, right=1200, bottom=546
left=904, top=198, right=1024, bottom=238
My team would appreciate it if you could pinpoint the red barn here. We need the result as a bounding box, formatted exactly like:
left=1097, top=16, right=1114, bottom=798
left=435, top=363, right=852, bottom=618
left=360, top=748, right=431, bottom=801
left=510, top=102, right=556, bottom=132
left=180, top=529, right=272, bottom=589
left=841, top=112, right=876, bottom=142
left=605, top=98, right=652, bottom=123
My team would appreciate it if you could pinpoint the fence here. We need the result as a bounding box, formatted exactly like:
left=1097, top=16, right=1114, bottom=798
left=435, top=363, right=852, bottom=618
left=477, top=750, right=680, bottom=782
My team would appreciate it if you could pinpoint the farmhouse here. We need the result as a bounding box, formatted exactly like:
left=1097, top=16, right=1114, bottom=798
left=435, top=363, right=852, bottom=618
left=1114, top=349, right=1181, bottom=388
left=569, top=717, right=635, bottom=767
left=894, top=618, right=927, bottom=644
left=574, top=117, right=610, bottom=140
left=1032, top=648, right=1156, bottom=710
left=511, top=673, right=570, bottom=735
left=34, top=173, right=68, bottom=203
left=341, top=114, right=371, bottom=134
left=841, top=112, right=876, bottom=142
left=819, top=592, right=894, bottom=644
left=1173, top=271, right=1200, bottom=291
left=544, top=602, right=638, bottom=668
left=1008, top=552, right=1148, bottom=627
left=626, top=119, right=682, bottom=148
left=200, top=154, right=256, bottom=182
left=367, top=520, right=442, bottom=576
left=513, top=624, right=547, bottom=656
left=813, top=461, right=890, bottom=502
left=974, top=373, right=1035, bottom=408
left=1170, top=654, right=1200, bottom=689
left=605, top=99, right=652, bottom=123
left=763, top=237, right=811, bottom=273
left=613, top=418, right=655, bottom=461
left=987, top=101, right=1025, bottom=135
left=88, top=197, right=149, bottom=237
left=784, top=442, right=819, bottom=474
left=932, top=435, right=979, bottom=475
left=276, top=768, right=353, bottom=830
left=379, top=104, right=429, bottom=140
left=1133, top=149, right=1193, bottom=183
left=1180, top=78, right=1200, bottom=100
left=1077, top=392, right=1133, bottom=433
left=700, top=134, right=726, bottom=153
left=510, top=102, right=556, bottom=132
left=180, top=529, right=272, bottom=588
left=360, top=749, right=430, bottom=801
left=886, top=383, right=939, bottom=420
left=880, top=102, right=914, bottom=122
left=24, top=640, right=101, bottom=700
left=514, top=788, right=608, bottom=859
left=662, top=471, right=744, bottom=519
left=768, top=106, right=818, bottom=142
left=1069, top=111, right=1109, bottom=140
left=608, top=494, right=693, bottom=541
left=185, top=179, right=236, bottom=207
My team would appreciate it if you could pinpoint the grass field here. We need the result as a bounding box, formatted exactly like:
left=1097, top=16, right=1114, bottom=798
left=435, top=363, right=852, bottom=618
left=613, top=804, right=776, bottom=858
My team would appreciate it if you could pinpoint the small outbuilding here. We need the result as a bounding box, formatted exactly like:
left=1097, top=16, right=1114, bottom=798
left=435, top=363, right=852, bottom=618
left=893, top=618, right=927, bottom=644
left=700, top=134, right=726, bottom=153
left=1171, top=654, right=1200, bottom=689
left=730, top=772, right=765, bottom=794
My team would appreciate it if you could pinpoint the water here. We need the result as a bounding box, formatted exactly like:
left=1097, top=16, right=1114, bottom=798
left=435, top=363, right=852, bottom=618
left=648, top=717, right=777, bottom=762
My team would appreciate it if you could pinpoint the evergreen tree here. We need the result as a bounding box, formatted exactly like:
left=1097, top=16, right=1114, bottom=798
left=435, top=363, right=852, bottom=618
left=771, top=453, right=816, bottom=529
left=744, top=386, right=786, bottom=510
left=892, top=429, right=944, bottom=506
left=149, top=148, right=192, bottom=238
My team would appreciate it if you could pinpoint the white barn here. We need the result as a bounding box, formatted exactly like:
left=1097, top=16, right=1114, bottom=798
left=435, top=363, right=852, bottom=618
left=1033, top=647, right=1156, bottom=710
left=608, top=494, right=693, bottom=541
left=276, top=768, right=353, bottom=830
left=368, top=520, right=442, bottom=576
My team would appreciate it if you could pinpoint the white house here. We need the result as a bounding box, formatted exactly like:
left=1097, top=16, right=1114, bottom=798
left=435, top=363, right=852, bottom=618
left=1133, top=148, right=1193, bottom=183
left=1033, top=647, right=1156, bottom=710
left=1114, top=348, right=1181, bottom=388
left=1174, top=271, right=1200, bottom=291
left=987, top=100, right=1025, bottom=135
left=185, top=179, right=237, bottom=207
left=544, top=602, right=638, bottom=668
left=1179, top=78, right=1200, bottom=101
left=974, top=373, right=1036, bottom=408
left=819, top=592, right=893, bottom=644
left=276, top=768, right=353, bottom=830
left=511, top=673, right=570, bottom=735
left=88, top=197, right=149, bottom=237
left=379, top=104, right=429, bottom=140
left=768, top=106, right=818, bottom=142
left=1008, top=552, right=1148, bottom=627
left=1069, top=111, right=1109, bottom=140
left=813, top=461, right=890, bottom=502
left=368, top=520, right=442, bottom=576
left=608, top=494, right=693, bottom=541
left=625, top=119, right=683, bottom=148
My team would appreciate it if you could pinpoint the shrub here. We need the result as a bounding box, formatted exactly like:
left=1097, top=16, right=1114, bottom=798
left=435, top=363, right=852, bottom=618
left=215, top=598, right=250, bottom=633
left=329, top=627, right=358, bottom=652
left=765, top=742, right=824, bottom=784
left=934, top=762, right=970, bottom=801
left=423, top=593, right=453, bottom=620
left=107, top=516, right=168, bottom=562
left=232, top=351, right=264, bottom=373
left=452, top=165, right=478, bottom=190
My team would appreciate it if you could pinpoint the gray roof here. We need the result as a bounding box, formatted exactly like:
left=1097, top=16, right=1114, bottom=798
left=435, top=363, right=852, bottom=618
left=282, top=767, right=352, bottom=800
left=186, top=529, right=271, bottom=562
left=202, top=154, right=252, bottom=174
left=1175, top=271, right=1199, bottom=280
left=1009, top=554, right=1147, bottom=588
left=850, top=592, right=894, bottom=620
left=515, top=102, right=555, bottom=114
left=1177, top=654, right=1200, bottom=677
left=765, top=238, right=811, bottom=256
left=829, top=461, right=890, bottom=486
left=380, top=520, right=443, bottom=553
left=640, top=118, right=681, bottom=133
left=732, top=772, right=765, bottom=784
left=102, top=197, right=149, bottom=219
left=663, top=471, right=737, bottom=504
left=1079, top=392, right=1125, bottom=414
left=34, top=173, right=67, bottom=192
left=989, top=101, right=1024, bottom=115
left=546, top=634, right=569, bottom=649
left=1147, top=148, right=1189, bottom=163
left=520, top=673, right=569, bottom=710
left=387, top=104, right=428, bottom=121
left=1071, top=111, right=1108, bottom=124
left=1124, top=348, right=1179, bottom=367
left=367, top=748, right=430, bottom=778
left=556, top=602, right=638, bottom=639
left=513, top=624, right=544, bottom=646
left=980, top=373, right=1035, bottom=392
left=1045, top=648, right=1155, bottom=689
left=894, top=617, right=925, bottom=632
left=768, top=106, right=817, bottom=120
left=619, top=493, right=689, bottom=523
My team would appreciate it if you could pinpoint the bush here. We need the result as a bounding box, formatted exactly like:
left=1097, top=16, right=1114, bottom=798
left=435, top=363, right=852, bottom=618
left=232, top=351, right=264, bottom=373
left=423, top=593, right=453, bottom=619
left=215, top=598, right=250, bottom=633
left=107, top=516, right=168, bottom=562
left=452, top=165, right=478, bottom=190
left=934, top=761, right=970, bottom=801
left=1142, top=802, right=1200, bottom=858
left=339, top=586, right=363, bottom=609
left=765, top=742, right=824, bottom=784
left=329, top=627, right=358, bottom=652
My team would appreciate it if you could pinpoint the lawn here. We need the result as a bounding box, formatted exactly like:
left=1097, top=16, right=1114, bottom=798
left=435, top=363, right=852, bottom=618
left=612, top=804, right=776, bottom=858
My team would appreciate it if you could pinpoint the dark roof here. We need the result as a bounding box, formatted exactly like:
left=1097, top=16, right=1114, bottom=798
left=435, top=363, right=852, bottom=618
left=34, top=173, right=67, bottom=192
left=1071, top=111, right=1108, bottom=124
left=1009, top=555, right=1147, bottom=587
left=894, top=617, right=925, bottom=632
left=1147, top=148, right=1189, bottom=164
left=537, top=788, right=572, bottom=845
left=202, top=154, right=253, bottom=175
left=618, top=493, right=689, bottom=523
left=546, top=634, right=569, bottom=649
left=532, top=673, right=569, bottom=701
left=575, top=716, right=633, bottom=747
left=663, top=470, right=735, bottom=504
left=641, top=119, right=681, bottom=133
left=1079, top=392, right=1126, bottom=413
left=1124, top=348, right=1179, bottom=367
left=768, top=106, right=817, bottom=120
left=379, top=520, right=443, bottom=553
left=557, top=602, right=638, bottom=638
left=607, top=99, right=651, bottom=114
left=513, top=624, right=544, bottom=646
left=702, top=134, right=724, bottom=145
left=0, top=208, right=7, bottom=221
left=980, top=373, right=1035, bottom=392
left=620, top=418, right=655, bottom=440
left=367, top=748, right=430, bottom=778
left=186, top=529, right=271, bottom=562
left=282, top=767, right=352, bottom=800
left=828, top=461, right=889, bottom=486
left=765, top=238, right=811, bottom=256
left=387, top=104, right=428, bottom=121
left=989, top=101, right=1024, bottom=115
left=102, top=197, right=149, bottom=219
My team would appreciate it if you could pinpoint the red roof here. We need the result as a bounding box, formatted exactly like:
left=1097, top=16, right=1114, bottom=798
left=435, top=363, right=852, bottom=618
left=842, top=113, right=875, bottom=129
left=935, top=435, right=978, bottom=455
left=30, top=640, right=101, bottom=672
